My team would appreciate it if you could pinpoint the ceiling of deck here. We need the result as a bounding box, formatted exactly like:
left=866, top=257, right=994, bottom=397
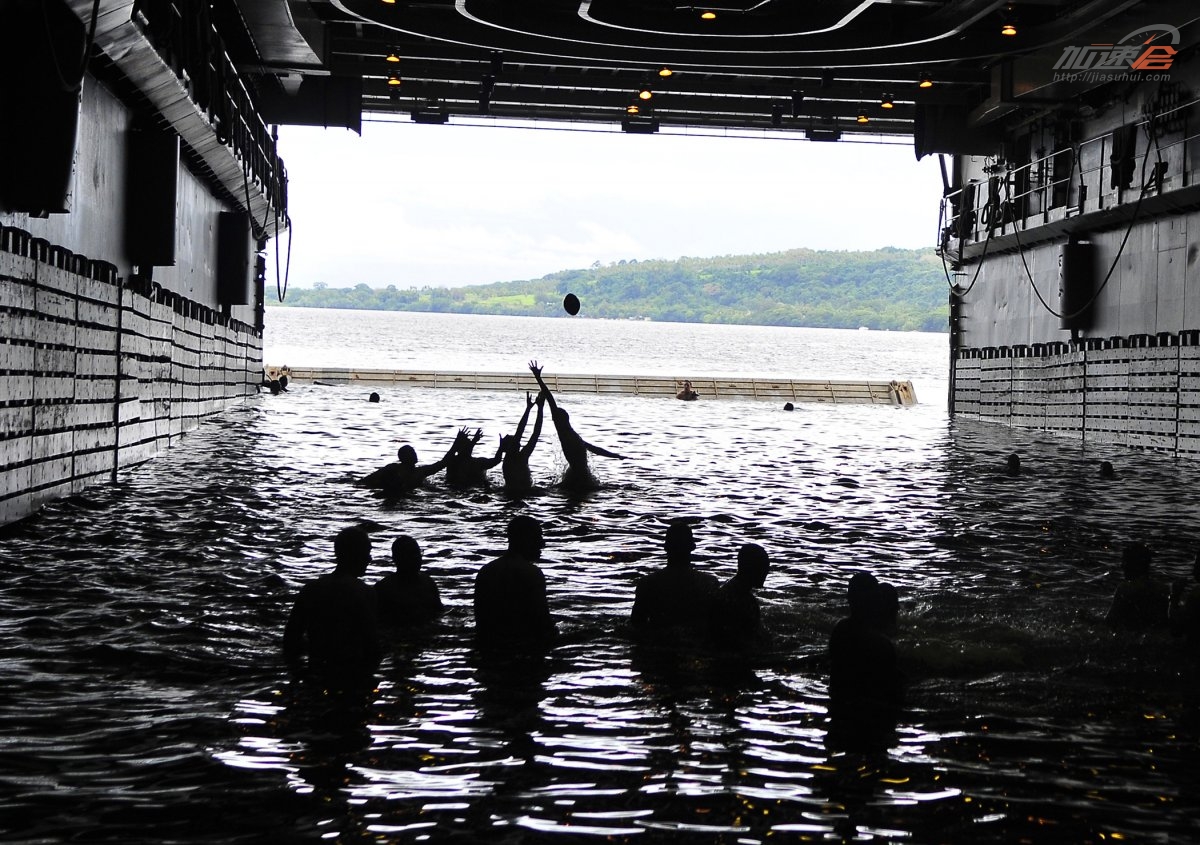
left=229, top=0, right=1193, bottom=141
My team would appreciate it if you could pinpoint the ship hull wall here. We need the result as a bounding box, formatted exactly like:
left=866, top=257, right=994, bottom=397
left=947, top=56, right=1200, bottom=457
left=1, top=55, right=269, bottom=524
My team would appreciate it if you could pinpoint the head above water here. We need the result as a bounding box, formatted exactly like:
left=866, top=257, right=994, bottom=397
left=391, top=535, right=422, bottom=572
left=507, top=515, right=545, bottom=560
left=737, top=543, right=770, bottom=587
left=334, top=526, right=372, bottom=575
left=1006, top=453, right=1021, bottom=475
left=847, top=571, right=880, bottom=618
left=397, top=444, right=418, bottom=466
left=369, top=392, right=380, bottom=403
left=1121, top=542, right=1152, bottom=580
left=665, top=522, right=696, bottom=562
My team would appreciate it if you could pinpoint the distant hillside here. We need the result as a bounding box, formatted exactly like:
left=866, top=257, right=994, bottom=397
left=270, top=246, right=950, bottom=332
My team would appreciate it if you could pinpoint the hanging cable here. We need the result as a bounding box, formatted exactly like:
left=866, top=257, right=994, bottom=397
left=240, top=159, right=273, bottom=242
left=1008, top=119, right=1158, bottom=322
left=274, top=212, right=292, bottom=304
left=938, top=191, right=995, bottom=299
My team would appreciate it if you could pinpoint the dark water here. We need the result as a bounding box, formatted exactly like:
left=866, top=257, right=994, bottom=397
left=3, top=377, right=1200, bottom=844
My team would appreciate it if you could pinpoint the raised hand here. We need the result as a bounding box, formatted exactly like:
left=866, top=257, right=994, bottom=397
left=526, top=391, right=535, bottom=408
left=529, top=360, right=543, bottom=378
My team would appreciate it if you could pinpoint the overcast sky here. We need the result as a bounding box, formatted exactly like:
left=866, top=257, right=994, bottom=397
left=271, top=119, right=945, bottom=290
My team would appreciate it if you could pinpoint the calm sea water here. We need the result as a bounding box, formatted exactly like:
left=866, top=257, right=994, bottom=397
left=3, top=309, right=1199, bottom=844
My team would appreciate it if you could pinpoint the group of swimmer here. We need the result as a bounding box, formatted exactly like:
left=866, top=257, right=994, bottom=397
left=1006, top=451, right=1200, bottom=639
left=287, top=420, right=1200, bottom=754
left=360, top=361, right=625, bottom=495
left=283, top=514, right=907, bottom=750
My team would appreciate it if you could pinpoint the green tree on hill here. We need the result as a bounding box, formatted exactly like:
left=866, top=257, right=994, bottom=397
left=270, top=246, right=949, bottom=332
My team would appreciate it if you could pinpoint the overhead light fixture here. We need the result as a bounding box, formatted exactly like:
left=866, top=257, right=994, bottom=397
left=918, top=73, right=933, bottom=89
left=856, top=109, right=869, bottom=124
left=881, top=93, right=894, bottom=109
left=638, top=84, right=653, bottom=101
left=700, top=10, right=716, bottom=20
left=1001, top=6, right=1017, bottom=36
left=385, top=50, right=400, bottom=63
left=658, top=66, right=673, bottom=78
left=626, top=103, right=640, bottom=115
left=387, top=72, right=402, bottom=87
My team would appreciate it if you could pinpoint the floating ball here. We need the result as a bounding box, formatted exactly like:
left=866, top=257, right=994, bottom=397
left=563, top=293, right=581, bottom=315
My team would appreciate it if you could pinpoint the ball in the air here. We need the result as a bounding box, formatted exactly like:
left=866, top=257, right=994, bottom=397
left=563, top=293, right=581, bottom=315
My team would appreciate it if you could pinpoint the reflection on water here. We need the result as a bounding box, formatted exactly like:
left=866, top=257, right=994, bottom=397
left=3, top=318, right=1200, bottom=843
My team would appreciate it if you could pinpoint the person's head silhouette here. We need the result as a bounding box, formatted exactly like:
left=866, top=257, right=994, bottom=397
left=1121, top=542, right=1152, bottom=580
left=507, top=515, right=545, bottom=560
left=334, top=526, right=372, bottom=577
left=391, top=535, right=422, bottom=575
left=737, top=543, right=769, bottom=588
left=665, top=522, right=696, bottom=566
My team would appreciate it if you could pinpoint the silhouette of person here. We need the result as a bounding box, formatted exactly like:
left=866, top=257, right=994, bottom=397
left=631, top=522, right=719, bottom=633
left=445, top=427, right=504, bottom=487
left=361, top=441, right=454, bottom=494
left=709, top=542, right=770, bottom=645
left=368, top=392, right=381, bottom=403
left=1099, top=460, right=1115, bottom=478
left=283, top=526, right=380, bottom=688
left=875, top=581, right=899, bottom=638
left=1005, top=453, right=1021, bottom=476
left=473, top=515, right=557, bottom=645
left=676, top=380, right=699, bottom=401
left=374, top=535, right=443, bottom=627
left=529, top=360, right=625, bottom=489
left=827, top=572, right=904, bottom=752
left=783, top=402, right=795, bottom=411
left=501, top=392, right=546, bottom=494
left=1106, top=542, right=1171, bottom=630
left=1170, top=551, right=1200, bottom=644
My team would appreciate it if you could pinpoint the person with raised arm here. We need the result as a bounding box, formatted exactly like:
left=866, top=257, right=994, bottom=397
left=501, top=391, right=546, bottom=494
left=444, top=426, right=504, bottom=488
left=528, top=360, right=625, bottom=489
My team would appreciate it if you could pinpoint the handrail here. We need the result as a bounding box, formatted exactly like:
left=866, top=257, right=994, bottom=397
left=131, top=0, right=287, bottom=238
left=937, top=92, right=1198, bottom=255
